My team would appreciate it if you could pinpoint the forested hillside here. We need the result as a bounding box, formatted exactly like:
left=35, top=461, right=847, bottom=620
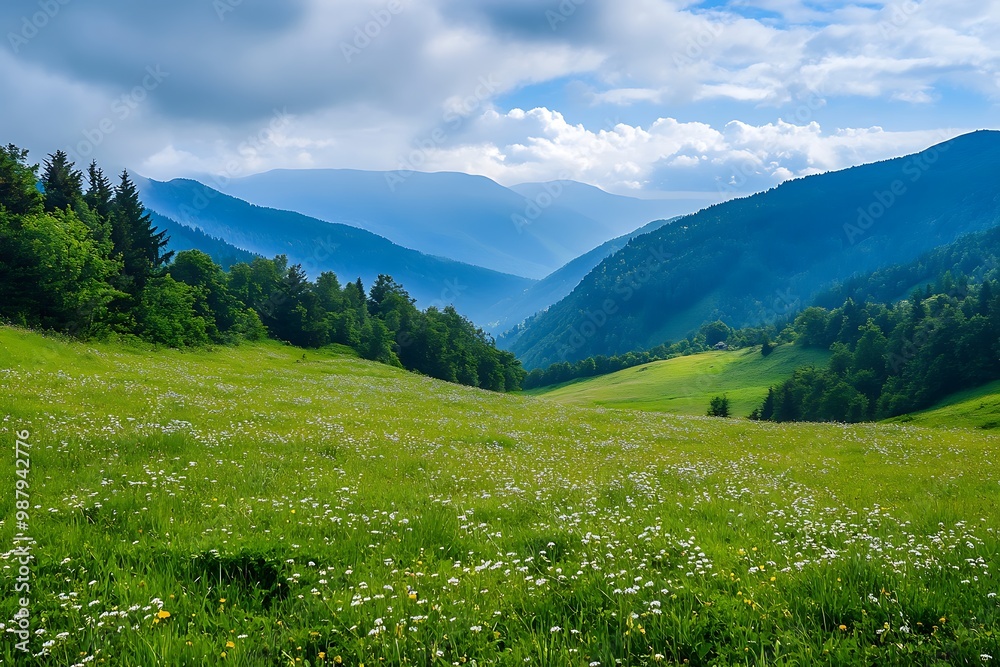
left=507, top=131, right=1000, bottom=368
left=755, top=276, right=1000, bottom=422
left=0, top=144, right=524, bottom=391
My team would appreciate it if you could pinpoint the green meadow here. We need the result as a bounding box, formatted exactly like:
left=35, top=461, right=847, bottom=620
left=529, top=346, right=830, bottom=418
left=1, top=328, right=998, bottom=666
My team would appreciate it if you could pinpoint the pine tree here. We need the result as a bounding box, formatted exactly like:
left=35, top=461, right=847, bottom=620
left=41, top=150, right=84, bottom=213
left=112, top=170, right=172, bottom=292
left=81, top=162, right=115, bottom=245
left=85, top=162, right=115, bottom=221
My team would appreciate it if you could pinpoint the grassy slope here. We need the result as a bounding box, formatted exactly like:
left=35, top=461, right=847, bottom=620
left=1, top=328, right=998, bottom=666
left=887, top=379, right=1000, bottom=430
left=529, top=344, right=830, bottom=417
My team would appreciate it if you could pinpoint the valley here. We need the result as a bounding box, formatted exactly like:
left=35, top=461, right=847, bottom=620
left=6, top=2, right=1000, bottom=664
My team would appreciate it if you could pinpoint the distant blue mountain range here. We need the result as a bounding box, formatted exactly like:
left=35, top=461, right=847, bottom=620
left=136, top=177, right=534, bottom=326
left=209, top=169, right=708, bottom=278
left=139, top=172, right=699, bottom=330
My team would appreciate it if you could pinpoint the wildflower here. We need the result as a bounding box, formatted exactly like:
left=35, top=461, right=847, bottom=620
left=226, top=641, right=235, bottom=648
left=550, top=626, right=561, bottom=633
left=839, top=624, right=847, bottom=631
left=156, top=610, right=170, bottom=620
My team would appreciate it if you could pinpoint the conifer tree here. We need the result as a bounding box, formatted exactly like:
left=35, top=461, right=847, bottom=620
left=85, top=162, right=115, bottom=221
left=112, top=170, right=172, bottom=292
left=41, top=150, right=84, bottom=213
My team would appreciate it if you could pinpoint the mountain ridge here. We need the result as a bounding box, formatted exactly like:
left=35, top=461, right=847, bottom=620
left=506, top=130, right=1000, bottom=368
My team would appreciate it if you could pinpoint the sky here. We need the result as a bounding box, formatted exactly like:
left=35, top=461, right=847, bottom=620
left=2, top=0, right=998, bottom=197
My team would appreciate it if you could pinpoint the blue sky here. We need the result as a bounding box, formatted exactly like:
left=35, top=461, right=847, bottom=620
left=1, top=0, right=997, bottom=197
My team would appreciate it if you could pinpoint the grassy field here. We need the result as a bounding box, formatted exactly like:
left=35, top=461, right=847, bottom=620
left=1, top=327, right=999, bottom=666
left=528, top=345, right=830, bottom=418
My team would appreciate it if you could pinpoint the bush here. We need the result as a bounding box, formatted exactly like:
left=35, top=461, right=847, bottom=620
left=707, top=395, right=730, bottom=418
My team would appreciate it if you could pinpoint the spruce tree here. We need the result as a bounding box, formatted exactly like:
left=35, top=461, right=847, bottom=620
left=112, top=170, right=172, bottom=292
left=41, top=150, right=84, bottom=213
left=85, top=162, right=115, bottom=221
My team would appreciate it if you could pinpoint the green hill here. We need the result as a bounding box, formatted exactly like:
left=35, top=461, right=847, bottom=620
left=886, top=379, right=1000, bottom=430
left=529, top=344, right=830, bottom=417
left=1, top=327, right=998, bottom=665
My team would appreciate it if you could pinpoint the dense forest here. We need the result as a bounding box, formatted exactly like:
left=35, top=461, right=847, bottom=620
left=0, top=145, right=524, bottom=391
left=752, top=277, right=1000, bottom=422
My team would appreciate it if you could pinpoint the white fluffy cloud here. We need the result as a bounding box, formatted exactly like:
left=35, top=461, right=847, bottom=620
left=374, top=107, right=963, bottom=194
left=0, top=0, right=995, bottom=194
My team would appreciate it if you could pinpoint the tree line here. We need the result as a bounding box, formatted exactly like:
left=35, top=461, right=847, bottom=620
left=0, top=144, right=524, bottom=391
